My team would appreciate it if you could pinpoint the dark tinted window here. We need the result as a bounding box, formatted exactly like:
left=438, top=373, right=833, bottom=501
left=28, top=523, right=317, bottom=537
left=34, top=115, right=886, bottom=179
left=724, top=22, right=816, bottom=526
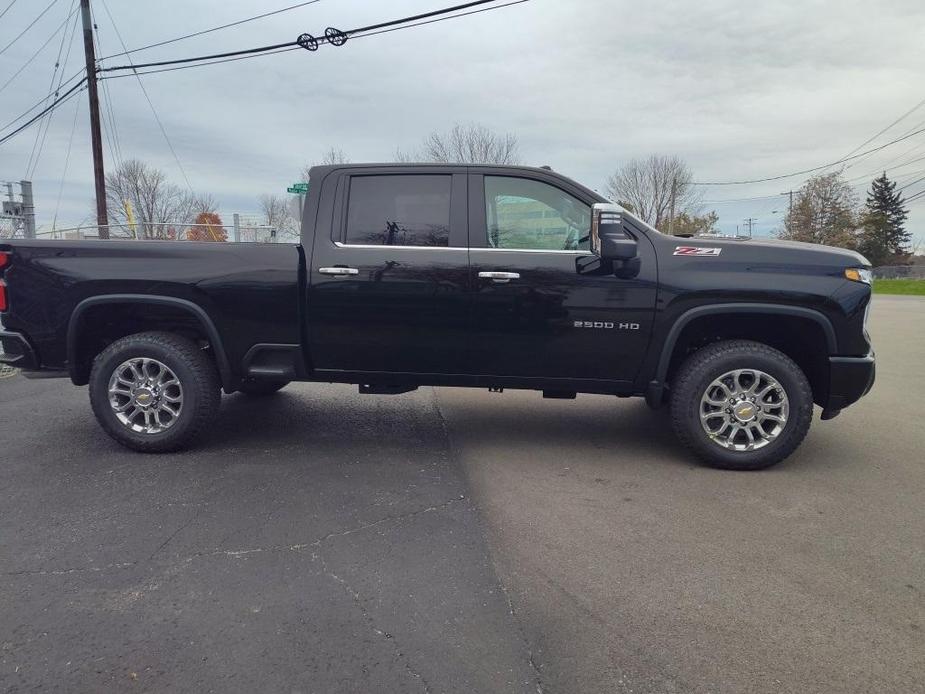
left=345, top=175, right=451, bottom=246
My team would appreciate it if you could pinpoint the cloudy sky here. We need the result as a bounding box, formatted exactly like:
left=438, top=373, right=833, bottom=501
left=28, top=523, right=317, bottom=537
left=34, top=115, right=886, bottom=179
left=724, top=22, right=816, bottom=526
left=2, top=0, right=924, bottom=246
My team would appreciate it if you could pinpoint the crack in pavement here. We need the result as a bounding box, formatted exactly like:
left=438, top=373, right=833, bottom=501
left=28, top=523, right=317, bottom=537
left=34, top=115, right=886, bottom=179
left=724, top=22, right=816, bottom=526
left=5, top=561, right=136, bottom=577
left=146, top=508, right=202, bottom=562
left=3, top=496, right=467, bottom=577
left=431, top=387, right=546, bottom=694
left=311, top=544, right=433, bottom=694
left=499, top=584, right=546, bottom=694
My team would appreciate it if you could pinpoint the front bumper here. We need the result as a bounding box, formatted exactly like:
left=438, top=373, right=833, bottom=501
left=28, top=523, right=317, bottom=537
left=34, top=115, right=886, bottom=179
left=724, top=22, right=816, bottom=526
left=0, top=328, right=40, bottom=370
left=825, top=352, right=875, bottom=412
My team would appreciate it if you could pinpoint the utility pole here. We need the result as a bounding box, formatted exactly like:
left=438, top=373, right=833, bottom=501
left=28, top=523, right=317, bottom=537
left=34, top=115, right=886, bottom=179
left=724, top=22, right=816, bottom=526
left=743, top=217, right=756, bottom=237
left=20, top=181, right=35, bottom=238
left=667, top=176, right=678, bottom=235
left=80, top=0, right=108, bottom=238
left=781, top=190, right=793, bottom=234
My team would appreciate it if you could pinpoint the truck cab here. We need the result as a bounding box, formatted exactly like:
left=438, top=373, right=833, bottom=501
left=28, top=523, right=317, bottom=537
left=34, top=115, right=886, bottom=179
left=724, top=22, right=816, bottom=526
left=304, top=164, right=656, bottom=390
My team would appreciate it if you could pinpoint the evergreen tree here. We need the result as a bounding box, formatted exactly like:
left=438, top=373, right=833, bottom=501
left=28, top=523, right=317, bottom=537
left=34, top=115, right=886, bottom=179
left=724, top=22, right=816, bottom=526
left=859, top=173, right=910, bottom=264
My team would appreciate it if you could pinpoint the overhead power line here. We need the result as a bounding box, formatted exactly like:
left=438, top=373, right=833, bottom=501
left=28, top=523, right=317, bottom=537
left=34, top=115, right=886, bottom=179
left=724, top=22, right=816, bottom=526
left=341, top=0, right=530, bottom=40
left=841, top=153, right=925, bottom=185
left=52, top=95, right=82, bottom=230
left=0, top=67, right=84, bottom=131
left=0, top=0, right=63, bottom=56
left=25, top=0, right=80, bottom=179
left=99, top=0, right=530, bottom=80
left=0, top=4, right=78, bottom=96
left=898, top=174, right=925, bottom=193
left=99, top=0, right=525, bottom=75
left=99, top=45, right=300, bottom=80
left=694, top=124, right=925, bottom=186
left=702, top=192, right=786, bottom=205
left=0, top=0, right=21, bottom=21
left=98, top=0, right=192, bottom=191
left=1, top=0, right=532, bottom=159
left=99, top=0, right=326, bottom=60
left=99, top=0, right=531, bottom=80
left=0, top=78, right=86, bottom=146
left=904, top=187, right=925, bottom=204
left=840, top=95, right=925, bottom=168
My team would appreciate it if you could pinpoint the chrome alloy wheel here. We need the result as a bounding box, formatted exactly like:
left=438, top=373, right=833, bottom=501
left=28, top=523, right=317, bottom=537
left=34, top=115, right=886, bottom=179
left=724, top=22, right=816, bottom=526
left=107, top=358, right=184, bottom=434
left=699, top=369, right=789, bottom=451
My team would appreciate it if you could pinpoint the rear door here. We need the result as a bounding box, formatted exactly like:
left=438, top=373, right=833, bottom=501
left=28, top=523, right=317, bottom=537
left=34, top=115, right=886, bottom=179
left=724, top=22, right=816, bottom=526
left=307, top=167, right=470, bottom=375
left=467, top=171, right=657, bottom=384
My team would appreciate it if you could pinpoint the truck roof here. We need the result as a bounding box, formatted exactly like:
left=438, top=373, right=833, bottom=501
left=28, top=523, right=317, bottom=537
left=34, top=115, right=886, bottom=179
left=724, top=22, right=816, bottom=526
left=306, top=163, right=608, bottom=203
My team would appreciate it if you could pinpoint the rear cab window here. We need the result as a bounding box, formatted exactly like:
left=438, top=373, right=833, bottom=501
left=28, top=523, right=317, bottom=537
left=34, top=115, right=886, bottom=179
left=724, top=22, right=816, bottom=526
left=344, top=175, right=452, bottom=247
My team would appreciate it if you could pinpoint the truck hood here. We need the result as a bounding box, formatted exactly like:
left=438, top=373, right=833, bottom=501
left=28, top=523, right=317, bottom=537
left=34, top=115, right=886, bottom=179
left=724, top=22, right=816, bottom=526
left=608, top=204, right=871, bottom=268
left=684, top=236, right=870, bottom=268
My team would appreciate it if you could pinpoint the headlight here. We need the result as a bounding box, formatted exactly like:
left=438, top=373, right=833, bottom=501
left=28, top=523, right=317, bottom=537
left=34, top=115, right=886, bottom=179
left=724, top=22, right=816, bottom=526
left=845, top=267, right=872, bottom=284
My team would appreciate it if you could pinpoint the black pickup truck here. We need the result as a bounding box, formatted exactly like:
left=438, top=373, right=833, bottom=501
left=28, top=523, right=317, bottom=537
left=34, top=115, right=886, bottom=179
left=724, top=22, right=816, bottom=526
left=0, top=164, right=875, bottom=469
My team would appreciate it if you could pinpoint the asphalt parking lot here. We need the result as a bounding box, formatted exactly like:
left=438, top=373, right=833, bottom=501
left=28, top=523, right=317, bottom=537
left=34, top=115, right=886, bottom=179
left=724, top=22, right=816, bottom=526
left=1, top=295, right=923, bottom=693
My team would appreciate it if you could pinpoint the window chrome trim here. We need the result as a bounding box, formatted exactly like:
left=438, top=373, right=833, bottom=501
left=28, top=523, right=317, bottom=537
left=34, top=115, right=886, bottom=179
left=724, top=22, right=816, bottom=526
left=477, top=247, right=591, bottom=255
left=333, top=241, right=467, bottom=251
left=333, top=241, right=590, bottom=255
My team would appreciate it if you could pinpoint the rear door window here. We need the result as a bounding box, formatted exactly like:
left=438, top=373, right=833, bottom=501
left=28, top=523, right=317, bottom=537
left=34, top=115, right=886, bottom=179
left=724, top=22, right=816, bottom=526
left=345, top=175, right=452, bottom=247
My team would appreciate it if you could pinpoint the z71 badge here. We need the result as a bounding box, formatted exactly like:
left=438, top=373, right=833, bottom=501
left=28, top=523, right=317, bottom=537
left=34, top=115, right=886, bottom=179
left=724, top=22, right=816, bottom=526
left=674, top=246, right=722, bottom=256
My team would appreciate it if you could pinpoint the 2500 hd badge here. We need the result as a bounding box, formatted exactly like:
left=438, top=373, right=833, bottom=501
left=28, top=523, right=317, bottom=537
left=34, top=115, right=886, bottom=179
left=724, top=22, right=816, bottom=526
left=573, top=321, right=641, bottom=330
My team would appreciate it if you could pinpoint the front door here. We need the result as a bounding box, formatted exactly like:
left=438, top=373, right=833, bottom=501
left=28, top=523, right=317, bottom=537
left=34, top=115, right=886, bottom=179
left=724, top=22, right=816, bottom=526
left=467, top=172, right=657, bottom=385
left=307, top=168, right=470, bottom=375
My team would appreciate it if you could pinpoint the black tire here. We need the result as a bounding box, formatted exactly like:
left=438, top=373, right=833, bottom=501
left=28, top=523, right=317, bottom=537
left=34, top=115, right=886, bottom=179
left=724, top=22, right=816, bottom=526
left=236, top=380, right=289, bottom=397
left=670, top=340, right=813, bottom=470
left=88, top=331, right=220, bottom=453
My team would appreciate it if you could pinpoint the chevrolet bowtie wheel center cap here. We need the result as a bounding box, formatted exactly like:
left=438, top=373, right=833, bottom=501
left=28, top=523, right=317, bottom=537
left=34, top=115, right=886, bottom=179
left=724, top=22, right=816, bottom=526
left=733, top=400, right=757, bottom=422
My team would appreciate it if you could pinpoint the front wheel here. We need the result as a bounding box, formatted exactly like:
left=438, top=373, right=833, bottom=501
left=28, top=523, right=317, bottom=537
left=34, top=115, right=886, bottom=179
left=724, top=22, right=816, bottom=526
left=670, top=340, right=813, bottom=470
left=88, top=332, right=221, bottom=453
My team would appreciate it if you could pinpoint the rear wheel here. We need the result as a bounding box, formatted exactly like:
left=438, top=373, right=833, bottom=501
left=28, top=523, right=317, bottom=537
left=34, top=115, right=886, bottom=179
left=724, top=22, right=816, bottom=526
left=89, top=332, right=220, bottom=453
left=670, top=340, right=813, bottom=470
left=236, top=380, right=289, bottom=397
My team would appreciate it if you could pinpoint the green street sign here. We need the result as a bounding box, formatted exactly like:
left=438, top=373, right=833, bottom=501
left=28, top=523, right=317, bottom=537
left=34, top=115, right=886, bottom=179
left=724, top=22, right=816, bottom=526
left=287, top=183, right=309, bottom=194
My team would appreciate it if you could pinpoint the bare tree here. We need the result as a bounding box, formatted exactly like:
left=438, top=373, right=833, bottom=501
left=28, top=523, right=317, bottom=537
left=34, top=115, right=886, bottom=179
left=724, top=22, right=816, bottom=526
left=105, top=159, right=199, bottom=239
left=259, top=194, right=299, bottom=241
left=604, top=155, right=700, bottom=231
left=398, top=123, right=520, bottom=165
left=191, top=193, right=218, bottom=217
left=779, top=172, right=859, bottom=249
left=300, top=147, right=350, bottom=183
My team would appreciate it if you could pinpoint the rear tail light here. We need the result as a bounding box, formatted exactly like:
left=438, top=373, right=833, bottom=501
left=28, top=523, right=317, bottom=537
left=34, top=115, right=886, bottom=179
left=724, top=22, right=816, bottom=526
left=0, top=251, right=9, bottom=312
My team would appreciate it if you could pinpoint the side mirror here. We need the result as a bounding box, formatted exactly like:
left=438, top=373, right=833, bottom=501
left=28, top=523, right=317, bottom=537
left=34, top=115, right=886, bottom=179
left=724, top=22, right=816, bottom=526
left=591, top=206, right=638, bottom=261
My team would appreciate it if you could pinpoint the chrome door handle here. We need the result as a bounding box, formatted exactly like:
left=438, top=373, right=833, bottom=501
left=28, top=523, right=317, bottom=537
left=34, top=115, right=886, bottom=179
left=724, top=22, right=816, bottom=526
left=478, top=271, right=520, bottom=283
left=319, top=267, right=359, bottom=276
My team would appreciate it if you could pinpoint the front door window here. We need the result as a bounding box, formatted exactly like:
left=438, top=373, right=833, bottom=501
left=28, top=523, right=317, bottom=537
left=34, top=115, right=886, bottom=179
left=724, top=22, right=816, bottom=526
left=484, top=176, right=591, bottom=251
